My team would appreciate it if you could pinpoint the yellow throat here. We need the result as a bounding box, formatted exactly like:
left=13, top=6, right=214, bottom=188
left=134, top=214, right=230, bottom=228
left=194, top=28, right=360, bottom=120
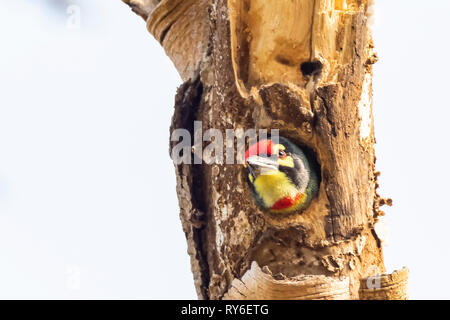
left=253, top=170, right=302, bottom=212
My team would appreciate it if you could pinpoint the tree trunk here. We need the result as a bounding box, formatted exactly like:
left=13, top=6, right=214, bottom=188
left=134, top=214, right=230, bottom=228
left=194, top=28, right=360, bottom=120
left=123, top=0, right=408, bottom=300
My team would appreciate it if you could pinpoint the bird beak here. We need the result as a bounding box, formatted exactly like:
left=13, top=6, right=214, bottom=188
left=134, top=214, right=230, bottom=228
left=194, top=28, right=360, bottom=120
left=246, top=155, right=279, bottom=176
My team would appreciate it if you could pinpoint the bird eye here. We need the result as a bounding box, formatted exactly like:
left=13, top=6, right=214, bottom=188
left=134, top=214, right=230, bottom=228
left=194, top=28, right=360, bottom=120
left=278, top=150, right=287, bottom=158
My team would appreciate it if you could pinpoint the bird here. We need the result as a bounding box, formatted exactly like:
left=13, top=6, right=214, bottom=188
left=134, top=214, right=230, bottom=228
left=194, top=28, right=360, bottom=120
left=244, top=136, right=319, bottom=214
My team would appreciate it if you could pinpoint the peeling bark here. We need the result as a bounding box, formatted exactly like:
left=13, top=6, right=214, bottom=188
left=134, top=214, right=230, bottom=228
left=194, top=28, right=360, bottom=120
left=223, top=262, right=350, bottom=300
left=123, top=0, right=408, bottom=300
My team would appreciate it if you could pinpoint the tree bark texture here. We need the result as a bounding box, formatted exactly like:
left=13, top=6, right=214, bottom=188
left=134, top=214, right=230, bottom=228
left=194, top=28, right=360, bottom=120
left=123, top=0, right=408, bottom=300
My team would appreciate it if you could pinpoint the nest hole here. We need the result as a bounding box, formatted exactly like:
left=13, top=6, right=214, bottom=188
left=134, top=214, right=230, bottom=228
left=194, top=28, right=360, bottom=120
left=300, top=61, right=323, bottom=77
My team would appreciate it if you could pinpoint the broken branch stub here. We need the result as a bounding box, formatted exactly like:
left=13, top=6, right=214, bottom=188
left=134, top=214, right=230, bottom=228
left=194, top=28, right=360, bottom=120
left=123, top=0, right=211, bottom=81
left=122, top=0, right=159, bottom=20
left=223, top=262, right=350, bottom=300
left=359, top=267, right=409, bottom=300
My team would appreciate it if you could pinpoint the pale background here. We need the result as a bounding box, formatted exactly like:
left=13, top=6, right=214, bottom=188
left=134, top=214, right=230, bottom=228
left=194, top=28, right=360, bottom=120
left=0, top=0, right=448, bottom=299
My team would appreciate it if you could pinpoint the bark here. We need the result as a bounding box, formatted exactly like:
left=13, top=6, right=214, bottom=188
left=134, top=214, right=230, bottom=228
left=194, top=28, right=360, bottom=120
left=123, top=0, right=408, bottom=300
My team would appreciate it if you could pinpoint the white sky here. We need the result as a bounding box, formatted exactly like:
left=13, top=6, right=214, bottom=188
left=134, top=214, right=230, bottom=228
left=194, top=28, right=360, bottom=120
left=372, top=0, right=450, bottom=300
left=0, top=0, right=449, bottom=299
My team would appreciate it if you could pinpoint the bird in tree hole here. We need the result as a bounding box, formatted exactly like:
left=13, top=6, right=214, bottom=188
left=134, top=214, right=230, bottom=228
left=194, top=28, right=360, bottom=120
left=244, top=136, right=319, bottom=214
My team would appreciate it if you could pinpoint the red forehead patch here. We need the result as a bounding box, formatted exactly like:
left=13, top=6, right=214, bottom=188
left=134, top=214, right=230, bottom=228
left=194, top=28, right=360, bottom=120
left=244, top=140, right=273, bottom=164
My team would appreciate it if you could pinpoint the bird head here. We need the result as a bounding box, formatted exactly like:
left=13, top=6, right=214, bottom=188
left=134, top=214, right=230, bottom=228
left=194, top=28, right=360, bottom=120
left=244, top=136, right=319, bottom=214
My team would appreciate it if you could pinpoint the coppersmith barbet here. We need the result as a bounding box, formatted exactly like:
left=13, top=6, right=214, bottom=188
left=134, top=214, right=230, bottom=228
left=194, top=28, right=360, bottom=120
left=244, top=136, right=319, bottom=214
